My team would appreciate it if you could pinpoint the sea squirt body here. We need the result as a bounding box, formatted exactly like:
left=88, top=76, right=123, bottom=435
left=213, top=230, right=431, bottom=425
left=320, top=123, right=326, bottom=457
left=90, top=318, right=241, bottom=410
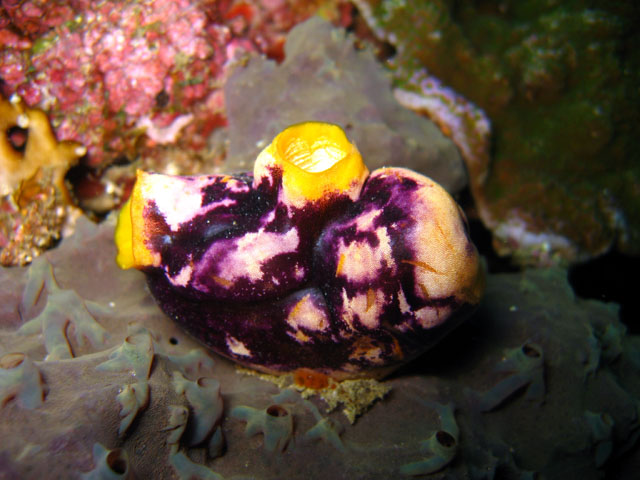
left=115, top=122, right=484, bottom=379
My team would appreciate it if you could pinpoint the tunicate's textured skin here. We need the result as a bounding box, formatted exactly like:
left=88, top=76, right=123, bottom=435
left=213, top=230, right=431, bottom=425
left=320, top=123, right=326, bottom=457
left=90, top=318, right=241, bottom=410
left=116, top=122, right=484, bottom=379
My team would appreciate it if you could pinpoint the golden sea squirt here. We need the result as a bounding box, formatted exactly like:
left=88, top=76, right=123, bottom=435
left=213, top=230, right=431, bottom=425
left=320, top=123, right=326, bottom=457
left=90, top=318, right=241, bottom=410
left=115, top=121, right=484, bottom=379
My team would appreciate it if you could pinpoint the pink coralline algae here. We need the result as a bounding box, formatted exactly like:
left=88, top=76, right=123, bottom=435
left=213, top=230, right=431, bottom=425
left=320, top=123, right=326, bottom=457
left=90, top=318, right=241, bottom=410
left=91, top=3, right=214, bottom=117
left=0, top=0, right=349, bottom=168
left=1, top=0, right=75, bottom=39
left=0, top=0, right=230, bottom=166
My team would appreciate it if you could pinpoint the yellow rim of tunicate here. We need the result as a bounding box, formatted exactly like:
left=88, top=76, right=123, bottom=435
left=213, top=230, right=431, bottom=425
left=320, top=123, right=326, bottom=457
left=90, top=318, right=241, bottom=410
left=256, top=122, right=369, bottom=206
left=115, top=196, right=134, bottom=269
left=115, top=170, right=156, bottom=269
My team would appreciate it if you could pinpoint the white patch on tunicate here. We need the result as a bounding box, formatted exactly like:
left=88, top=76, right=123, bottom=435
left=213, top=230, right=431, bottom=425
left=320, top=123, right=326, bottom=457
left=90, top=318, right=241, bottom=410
left=414, top=304, right=451, bottom=329
left=355, top=208, right=382, bottom=230
left=226, top=336, right=251, bottom=357
left=340, top=289, right=384, bottom=330
left=294, top=264, right=306, bottom=280
left=168, top=262, right=193, bottom=287
left=286, top=293, right=329, bottom=334
left=287, top=329, right=311, bottom=343
left=261, top=208, right=276, bottom=225
left=337, top=226, right=394, bottom=283
left=253, top=149, right=277, bottom=188
left=397, top=288, right=411, bottom=314
left=219, top=176, right=251, bottom=194
left=144, top=175, right=236, bottom=231
left=217, top=228, right=299, bottom=282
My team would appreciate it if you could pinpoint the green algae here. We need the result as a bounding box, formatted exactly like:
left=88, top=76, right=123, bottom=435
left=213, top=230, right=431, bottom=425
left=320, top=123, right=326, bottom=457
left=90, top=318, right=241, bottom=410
left=355, top=0, right=640, bottom=264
